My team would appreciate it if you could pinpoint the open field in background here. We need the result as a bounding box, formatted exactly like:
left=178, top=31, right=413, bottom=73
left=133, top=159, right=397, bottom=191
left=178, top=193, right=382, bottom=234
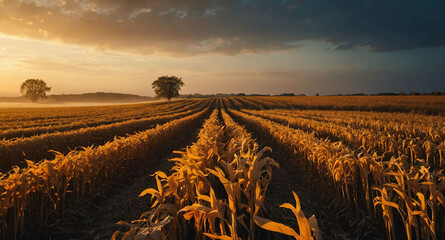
left=233, top=95, right=445, bottom=115
left=0, top=101, right=157, bottom=108
left=0, top=96, right=444, bottom=240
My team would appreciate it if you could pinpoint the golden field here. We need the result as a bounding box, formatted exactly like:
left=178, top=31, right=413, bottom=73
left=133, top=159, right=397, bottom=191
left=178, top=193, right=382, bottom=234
left=0, top=96, right=444, bottom=240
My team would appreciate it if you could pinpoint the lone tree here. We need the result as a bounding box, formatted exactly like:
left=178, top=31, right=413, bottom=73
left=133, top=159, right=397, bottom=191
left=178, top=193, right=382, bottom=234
left=152, top=76, right=184, bottom=100
left=20, top=79, right=51, bottom=102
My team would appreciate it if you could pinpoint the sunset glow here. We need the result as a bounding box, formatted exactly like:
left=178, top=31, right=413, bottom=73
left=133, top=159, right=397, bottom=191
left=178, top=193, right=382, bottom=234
left=0, top=0, right=444, bottom=96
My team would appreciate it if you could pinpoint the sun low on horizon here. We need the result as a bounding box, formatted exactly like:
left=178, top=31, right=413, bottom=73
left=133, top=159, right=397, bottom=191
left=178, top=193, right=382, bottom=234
left=0, top=0, right=444, bottom=98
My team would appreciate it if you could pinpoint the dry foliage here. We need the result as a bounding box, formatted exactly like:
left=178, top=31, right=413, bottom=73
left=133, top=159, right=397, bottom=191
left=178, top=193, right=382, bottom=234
left=114, top=110, right=321, bottom=240
left=0, top=101, right=209, bottom=171
left=243, top=109, right=445, bottom=170
left=1, top=96, right=443, bottom=240
left=0, top=100, right=204, bottom=139
left=0, top=106, right=211, bottom=239
left=230, top=109, right=445, bottom=240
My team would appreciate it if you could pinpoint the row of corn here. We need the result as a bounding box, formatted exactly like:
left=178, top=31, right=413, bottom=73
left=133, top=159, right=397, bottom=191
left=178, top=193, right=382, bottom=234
left=114, top=109, right=321, bottom=240
left=242, top=109, right=445, bottom=170
left=234, top=96, right=445, bottom=115
left=229, top=109, right=444, bottom=240
left=221, top=97, right=290, bottom=110
left=0, top=100, right=204, bottom=140
left=0, top=99, right=193, bottom=130
left=0, top=101, right=209, bottom=172
left=270, top=108, right=445, bottom=162
left=0, top=106, right=211, bottom=239
left=269, top=108, right=445, bottom=143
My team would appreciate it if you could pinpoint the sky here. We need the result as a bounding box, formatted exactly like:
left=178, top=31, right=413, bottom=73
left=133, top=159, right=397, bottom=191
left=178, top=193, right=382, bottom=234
left=0, top=0, right=444, bottom=97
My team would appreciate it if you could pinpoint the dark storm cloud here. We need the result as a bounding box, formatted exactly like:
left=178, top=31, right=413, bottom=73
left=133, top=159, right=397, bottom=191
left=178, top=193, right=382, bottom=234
left=0, top=0, right=444, bottom=56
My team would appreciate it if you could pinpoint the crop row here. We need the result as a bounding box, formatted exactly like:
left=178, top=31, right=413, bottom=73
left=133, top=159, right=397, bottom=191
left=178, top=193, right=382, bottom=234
left=0, top=100, right=202, bottom=132
left=0, top=106, right=211, bottom=239
left=229, top=109, right=445, bottom=240
left=221, top=96, right=445, bottom=115
left=270, top=108, right=445, bottom=137
left=114, top=109, right=321, bottom=240
left=0, top=101, right=210, bottom=172
left=0, top=101, right=164, bottom=125
left=243, top=109, right=445, bottom=170
left=244, top=96, right=445, bottom=115
left=0, top=100, right=205, bottom=140
left=0, top=99, right=191, bottom=124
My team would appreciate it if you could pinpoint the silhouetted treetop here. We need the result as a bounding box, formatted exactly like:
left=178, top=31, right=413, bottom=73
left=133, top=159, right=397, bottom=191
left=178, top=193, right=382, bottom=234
left=20, top=79, right=51, bottom=103
left=152, top=76, right=184, bottom=100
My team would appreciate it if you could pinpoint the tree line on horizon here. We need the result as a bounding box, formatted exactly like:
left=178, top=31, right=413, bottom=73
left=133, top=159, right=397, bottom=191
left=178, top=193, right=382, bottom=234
left=19, top=76, right=185, bottom=103
left=18, top=78, right=444, bottom=103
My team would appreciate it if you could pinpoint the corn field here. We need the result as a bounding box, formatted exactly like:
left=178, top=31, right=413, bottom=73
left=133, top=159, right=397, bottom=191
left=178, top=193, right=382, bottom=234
left=0, top=96, right=444, bottom=239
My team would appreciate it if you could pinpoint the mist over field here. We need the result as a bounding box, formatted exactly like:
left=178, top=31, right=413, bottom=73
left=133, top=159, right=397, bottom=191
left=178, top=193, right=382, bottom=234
left=0, top=101, right=160, bottom=108
left=0, top=92, right=160, bottom=107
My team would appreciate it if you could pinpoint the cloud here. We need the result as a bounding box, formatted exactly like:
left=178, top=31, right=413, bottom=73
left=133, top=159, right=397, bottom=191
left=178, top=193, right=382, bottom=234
left=0, top=0, right=444, bottom=56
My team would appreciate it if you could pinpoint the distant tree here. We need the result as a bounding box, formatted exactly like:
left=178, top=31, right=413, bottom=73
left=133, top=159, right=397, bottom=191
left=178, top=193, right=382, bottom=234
left=378, top=92, right=398, bottom=96
left=20, top=79, right=51, bottom=102
left=315, top=93, right=320, bottom=96
left=278, top=93, right=295, bottom=96
left=152, top=76, right=184, bottom=100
